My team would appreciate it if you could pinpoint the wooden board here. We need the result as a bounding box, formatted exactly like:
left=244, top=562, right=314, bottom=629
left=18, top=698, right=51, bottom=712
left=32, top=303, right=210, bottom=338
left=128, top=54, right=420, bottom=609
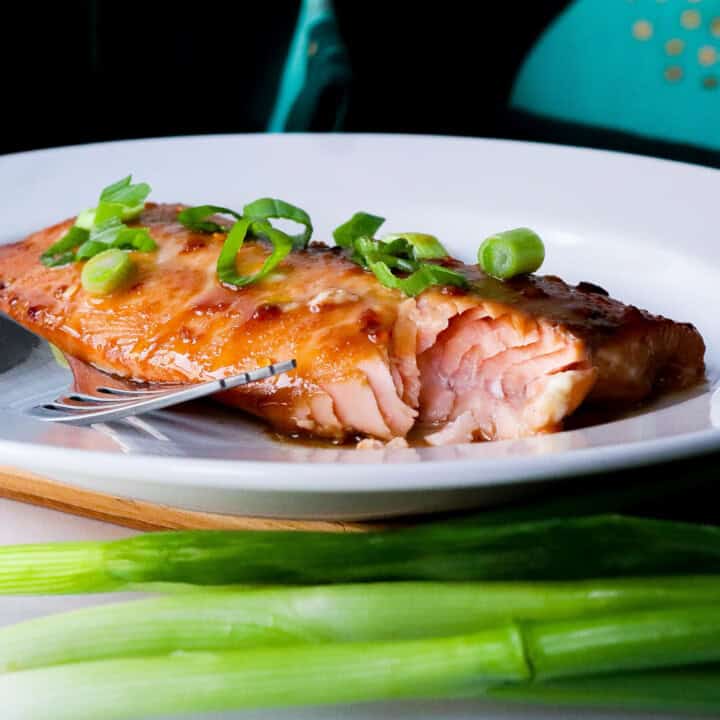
left=0, top=467, right=382, bottom=533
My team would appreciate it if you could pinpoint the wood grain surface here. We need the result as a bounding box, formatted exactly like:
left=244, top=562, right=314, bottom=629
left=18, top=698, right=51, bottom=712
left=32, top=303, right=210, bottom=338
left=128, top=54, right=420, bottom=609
left=0, top=467, right=380, bottom=533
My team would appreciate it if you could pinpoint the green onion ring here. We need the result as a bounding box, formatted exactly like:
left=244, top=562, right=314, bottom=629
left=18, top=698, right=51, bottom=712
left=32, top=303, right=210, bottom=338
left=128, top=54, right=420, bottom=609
left=478, top=227, right=545, bottom=279
left=243, top=198, right=313, bottom=249
left=217, top=219, right=293, bottom=288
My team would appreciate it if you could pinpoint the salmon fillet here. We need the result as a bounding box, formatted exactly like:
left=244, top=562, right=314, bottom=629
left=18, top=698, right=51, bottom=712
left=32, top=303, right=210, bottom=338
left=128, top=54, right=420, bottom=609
left=0, top=203, right=705, bottom=445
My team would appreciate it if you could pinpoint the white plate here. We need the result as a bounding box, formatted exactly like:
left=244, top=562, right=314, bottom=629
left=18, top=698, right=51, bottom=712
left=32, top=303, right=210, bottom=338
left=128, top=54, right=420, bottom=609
left=0, top=134, right=718, bottom=519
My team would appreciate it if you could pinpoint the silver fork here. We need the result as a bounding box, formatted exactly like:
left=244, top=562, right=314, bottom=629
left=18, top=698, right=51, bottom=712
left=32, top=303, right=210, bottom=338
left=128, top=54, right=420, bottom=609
left=27, top=360, right=297, bottom=426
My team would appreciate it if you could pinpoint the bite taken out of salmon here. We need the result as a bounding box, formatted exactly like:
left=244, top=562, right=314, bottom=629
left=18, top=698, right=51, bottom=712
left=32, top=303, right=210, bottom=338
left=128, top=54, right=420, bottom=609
left=0, top=204, right=706, bottom=446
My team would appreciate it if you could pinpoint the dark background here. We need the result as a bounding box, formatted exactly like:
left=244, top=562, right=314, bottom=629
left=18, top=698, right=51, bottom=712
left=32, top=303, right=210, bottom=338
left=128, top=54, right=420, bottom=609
left=7, top=1, right=718, bottom=166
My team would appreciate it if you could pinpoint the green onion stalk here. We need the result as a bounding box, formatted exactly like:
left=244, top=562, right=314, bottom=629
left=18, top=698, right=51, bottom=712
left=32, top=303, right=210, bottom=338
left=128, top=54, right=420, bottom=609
left=489, top=665, right=720, bottom=714
left=3, top=578, right=720, bottom=672
left=7, top=605, right=720, bottom=719
left=2, top=515, right=720, bottom=594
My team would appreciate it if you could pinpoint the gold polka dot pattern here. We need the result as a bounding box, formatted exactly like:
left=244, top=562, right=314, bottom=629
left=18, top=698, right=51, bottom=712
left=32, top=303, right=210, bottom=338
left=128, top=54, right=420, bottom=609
left=698, top=45, right=718, bottom=66
left=681, top=9, right=702, bottom=29
left=665, top=38, right=685, bottom=55
left=664, top=65, right=684, bottom=82
left=632, top=19, right=653, bottom=40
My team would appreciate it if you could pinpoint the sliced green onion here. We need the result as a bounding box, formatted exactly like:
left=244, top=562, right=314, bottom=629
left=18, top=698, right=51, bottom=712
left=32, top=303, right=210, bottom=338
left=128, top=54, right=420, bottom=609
left=75, top=220, right=156, bottom=261
left=333, top=211, right=385, bottom=248
left=81, top=249, right=136, bottom=296
left=478, top=227, right=545, bottom=279
left=1, top=628, right=527, bottom=720
left=176, top=204, right=242, bottom=233
left=40, top=226, right=90, bottom=267
left=98, top=175, right=151, bottom=220
left=4, top=579, right=720, bottom=672
left=40, top=175, right=154, bottom=268
left=75, top=240, right=109, bottom=261
left=368, top=260, right=466, bottom=297
left=382, top=232, right=449, bottom=260
left=243, top=197, right=313, bottom=249
left=74, top=208, right=97, bottom=231
left=91, top=201, right=126, bottom=225
left=112, top=227, right=156, bottom=253
left=217, top=219, right=293, bottom=288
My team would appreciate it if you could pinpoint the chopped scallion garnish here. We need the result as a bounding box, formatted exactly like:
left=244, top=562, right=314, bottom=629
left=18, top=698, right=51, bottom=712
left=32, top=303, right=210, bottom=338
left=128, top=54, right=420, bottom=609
left=243, top=197, right=313, bottom=249
left=216, top=219, right=293, bottom=288
left=478, top=227, right=545, bottom=279
left=80, top=248, right=136, bottom=296
left=39, top=175, right=154, bottom=268
left=369, top=260, right=466, bottom=297
left=176, top=205, right=242, bottom=233
left=178, top=198, right=311, bottom=287
left=381, top=232, right=449, bottom=260
left=332, top=211, right=385, bottom=249
left=332, top=211, right=466, bottom=297
left=40, top=226, right=90, bottom=267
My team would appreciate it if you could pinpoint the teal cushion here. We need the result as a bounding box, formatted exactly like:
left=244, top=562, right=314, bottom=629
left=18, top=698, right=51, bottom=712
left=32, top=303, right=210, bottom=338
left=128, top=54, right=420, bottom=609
left=511, top=0, right=720, bottom=151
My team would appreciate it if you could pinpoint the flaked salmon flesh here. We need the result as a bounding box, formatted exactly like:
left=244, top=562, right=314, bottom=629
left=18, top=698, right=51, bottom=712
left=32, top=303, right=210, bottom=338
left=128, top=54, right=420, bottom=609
left=0, top=204, right=705, bottom=445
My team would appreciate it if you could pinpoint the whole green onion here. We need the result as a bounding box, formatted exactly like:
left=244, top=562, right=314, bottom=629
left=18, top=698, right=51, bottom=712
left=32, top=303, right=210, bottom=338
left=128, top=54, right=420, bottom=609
left=216, top=218, right=293, bottom=288
left=7, top=606, right=720, bottom=720
left=2, top=515, right=720, bottom=594
left=478, top=227, right=545, bottom=279
left=80, top=249, right=136, bottom=296
left=0, top=629, right=529, bottom=720
left=490, top=665, right=720, bottom=714
left=2, top=579, right=720, bottom=672
left=243, top=197, right=313, bottom=249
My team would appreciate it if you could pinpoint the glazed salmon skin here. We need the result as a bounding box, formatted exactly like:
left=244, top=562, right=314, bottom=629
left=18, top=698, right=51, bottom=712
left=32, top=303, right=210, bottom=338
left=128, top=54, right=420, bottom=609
left=0, top=203, right=705, bottom=445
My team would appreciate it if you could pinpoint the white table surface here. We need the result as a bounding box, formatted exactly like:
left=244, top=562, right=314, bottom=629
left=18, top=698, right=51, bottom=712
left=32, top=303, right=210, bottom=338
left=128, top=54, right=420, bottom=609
left=0, top=498, right=690, bottom=720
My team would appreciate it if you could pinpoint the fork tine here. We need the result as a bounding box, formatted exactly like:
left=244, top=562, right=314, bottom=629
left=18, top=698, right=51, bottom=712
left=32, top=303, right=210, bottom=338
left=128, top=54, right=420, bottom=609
left=42, top=398, right=142, bottom=412
left=65, top=392, right=137, bottom=404
left=27, top=359, right=297, bottom=425
left=95, top=386, right=178, bottom=397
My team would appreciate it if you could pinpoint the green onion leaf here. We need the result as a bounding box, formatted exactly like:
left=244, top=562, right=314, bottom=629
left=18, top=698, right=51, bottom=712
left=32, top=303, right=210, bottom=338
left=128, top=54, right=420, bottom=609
left=88, top=217, right=124, bottom=246
left=478, top=227, right=545, bottom=279
left=382, top=232, right=449, bottom=260
left=74, top=208, right=98, bottom=231
left=177, top=205, right=242, bottom=233
left=243, top=198, right=313, bottom=249
left=113, top=227, right=157, bottom=253
left=368, top=260, right=467, bottom=297
left=75, top=240, right=110, bottom=261
left=39, top=175, right=155, bottom=268
left=40, top=226, right=90, bottom=267
left=81, top=248, right=136, bottom=296
left=333, top=212, right=385, bottom=248
left=99, top=175, right=151, bottom=218
left=217, top=219, right=293, bottom=288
